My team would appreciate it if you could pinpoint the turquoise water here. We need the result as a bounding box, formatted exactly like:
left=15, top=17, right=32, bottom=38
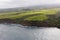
left=0, top=24, right=60, bottom=40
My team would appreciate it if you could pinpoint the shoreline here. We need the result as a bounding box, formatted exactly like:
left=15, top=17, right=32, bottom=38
left=0, top=19, right=59, bottom=28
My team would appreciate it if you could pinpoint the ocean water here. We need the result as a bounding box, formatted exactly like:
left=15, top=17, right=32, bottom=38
left=0, top=24, right=60, bottom=40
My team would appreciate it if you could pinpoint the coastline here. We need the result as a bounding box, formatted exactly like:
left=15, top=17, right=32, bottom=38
left=0, top=19, right=59, bottom=28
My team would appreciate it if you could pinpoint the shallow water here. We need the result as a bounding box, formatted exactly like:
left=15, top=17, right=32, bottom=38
left=0, top=24, right=60, bottom=40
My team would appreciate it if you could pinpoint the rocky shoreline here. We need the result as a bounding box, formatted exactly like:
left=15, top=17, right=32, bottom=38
left=19, top=21, right=59, bottom=27
left=0, top=19, right=60, bottom=28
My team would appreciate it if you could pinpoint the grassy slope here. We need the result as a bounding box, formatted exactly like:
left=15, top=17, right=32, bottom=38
left=0, top=8, right=60, bottom=21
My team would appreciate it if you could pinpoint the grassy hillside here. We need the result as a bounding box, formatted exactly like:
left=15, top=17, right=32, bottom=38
left=0, top=8, right=60, bottom=22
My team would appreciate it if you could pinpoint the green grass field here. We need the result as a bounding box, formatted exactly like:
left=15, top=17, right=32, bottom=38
left=0, top=8, right=60, bottom=21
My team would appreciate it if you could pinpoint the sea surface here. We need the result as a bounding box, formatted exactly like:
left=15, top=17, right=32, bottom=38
left=0, top=24, right=60, bottom=40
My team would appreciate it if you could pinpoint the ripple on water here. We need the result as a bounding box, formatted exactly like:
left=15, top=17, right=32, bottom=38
left=0, top=24, right=60, bottom=40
